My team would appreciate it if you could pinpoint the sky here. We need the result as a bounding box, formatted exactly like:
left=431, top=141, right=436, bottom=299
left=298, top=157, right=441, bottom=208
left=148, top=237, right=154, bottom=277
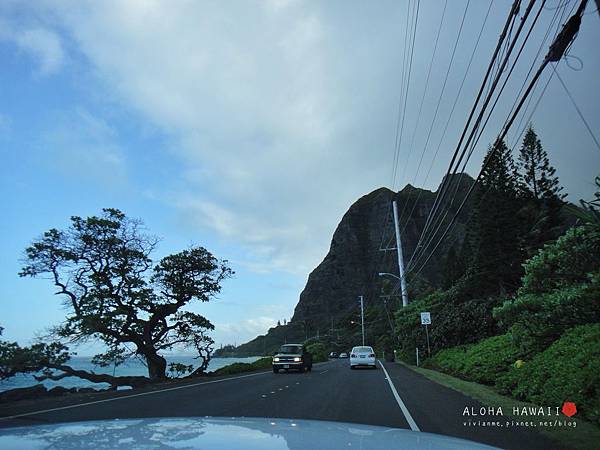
left=1, top=0, right=599, bottom=354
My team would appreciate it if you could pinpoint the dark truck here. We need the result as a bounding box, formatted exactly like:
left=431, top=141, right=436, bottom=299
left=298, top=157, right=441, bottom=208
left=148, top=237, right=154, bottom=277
left=272, top=344, right=313, bottom=373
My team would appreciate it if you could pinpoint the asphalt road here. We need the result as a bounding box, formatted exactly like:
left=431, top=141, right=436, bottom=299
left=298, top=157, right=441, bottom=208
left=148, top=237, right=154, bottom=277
left=0, top=360, right=565, bottom=449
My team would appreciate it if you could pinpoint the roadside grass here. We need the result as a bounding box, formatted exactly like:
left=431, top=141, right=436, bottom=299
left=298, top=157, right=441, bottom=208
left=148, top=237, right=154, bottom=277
left=398, top=361, right=600, bottom=450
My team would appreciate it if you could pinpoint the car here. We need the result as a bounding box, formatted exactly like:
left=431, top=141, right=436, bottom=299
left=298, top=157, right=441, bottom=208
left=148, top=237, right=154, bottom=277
left=338, top=352, right=348, bottom=358
left=329, top=351, right=339, bottom=358
left=0, top=417, right=502, bottom=449
left=272, top=344, right=313, bottom=373
left=350, top=346, right=376, bottom=369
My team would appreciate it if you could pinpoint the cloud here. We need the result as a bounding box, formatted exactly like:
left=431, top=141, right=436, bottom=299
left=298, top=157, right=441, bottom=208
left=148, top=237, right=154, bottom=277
left=0, top=16, right=65, bottom=75
left=41, top=108, right=128, bottom=187
left=214, top=316, right=278, bottom=345
left=24, top=1, right=487, bottom=275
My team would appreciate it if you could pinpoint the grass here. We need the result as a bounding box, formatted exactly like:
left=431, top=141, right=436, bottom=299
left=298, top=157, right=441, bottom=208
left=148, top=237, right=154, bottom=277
left=398, top=361, right=600, bottom=450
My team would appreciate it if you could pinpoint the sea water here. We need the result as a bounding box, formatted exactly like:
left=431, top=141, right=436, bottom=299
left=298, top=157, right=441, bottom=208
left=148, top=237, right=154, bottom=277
left=0, top=355, right=262, bottom=392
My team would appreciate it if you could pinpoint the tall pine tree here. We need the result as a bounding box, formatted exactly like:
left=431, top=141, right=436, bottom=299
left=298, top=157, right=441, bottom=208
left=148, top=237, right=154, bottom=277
left=517, top=125, right=566, bottom=251
left=470, top=138, right=523, bottom=296
left=517, top=125, right=564, bottom=201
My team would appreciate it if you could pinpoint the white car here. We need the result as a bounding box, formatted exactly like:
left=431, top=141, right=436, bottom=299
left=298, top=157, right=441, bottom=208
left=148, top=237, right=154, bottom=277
left=350, top=346, right=376, bottom=369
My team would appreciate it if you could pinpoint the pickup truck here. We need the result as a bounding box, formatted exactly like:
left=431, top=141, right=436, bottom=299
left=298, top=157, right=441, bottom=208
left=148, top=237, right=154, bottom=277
left=272, top=344, right=313, bottom=373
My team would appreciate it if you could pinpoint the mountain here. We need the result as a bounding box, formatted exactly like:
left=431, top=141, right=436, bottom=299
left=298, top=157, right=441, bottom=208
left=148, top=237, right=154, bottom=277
left=215, top=173, right=475, bottom=357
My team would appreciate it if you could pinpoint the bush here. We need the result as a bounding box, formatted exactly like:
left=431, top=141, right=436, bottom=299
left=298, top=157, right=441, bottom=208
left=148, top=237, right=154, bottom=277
left=494, top=226, right=600, bottom=354
left=305, top=341, right=328, bottom=363
left=211, top=357, right=272, bottom=376
left=425, top=334, right=521, bottom=385
left=494, top=282, right=600, bottom=355
left=394, top=285, right=504, bottom=362
left=497, top=324, right=600, bottom=425
left=519, top=226, right=600, bottom=295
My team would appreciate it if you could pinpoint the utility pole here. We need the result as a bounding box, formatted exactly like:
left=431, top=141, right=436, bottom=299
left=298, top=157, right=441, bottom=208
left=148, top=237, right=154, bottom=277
left=392, top=200, right=409, bottom=307
left=359, top=295, right=365, bottom=346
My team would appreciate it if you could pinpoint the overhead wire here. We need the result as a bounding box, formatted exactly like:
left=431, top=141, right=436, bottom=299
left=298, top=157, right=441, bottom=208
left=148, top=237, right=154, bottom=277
left=408, top=0, right=590, bottom=278
left=408, top=0, right=543, bottom=274
left=396, top=0, right=449, bottom=193
left=392, top=0, right=421, bottom=190
left=552, top=66, right=600, bottom=152
left=396, top=0, right=472, bottom=228
left=405, top=0, right=524, bottom=273
left=407, top=0, right=533, bottom=273
left=397, top=0, right=494, bottom=240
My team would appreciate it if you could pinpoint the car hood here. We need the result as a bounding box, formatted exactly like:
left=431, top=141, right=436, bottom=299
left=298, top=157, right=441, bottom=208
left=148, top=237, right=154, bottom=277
left=0, top=417, right=500, bottom=449
left=273, top=353, right=301, bottom=358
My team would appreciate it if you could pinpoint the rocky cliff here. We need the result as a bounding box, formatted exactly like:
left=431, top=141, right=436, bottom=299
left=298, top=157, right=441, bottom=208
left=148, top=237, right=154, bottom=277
left=218, top=173, right=475, bottom=356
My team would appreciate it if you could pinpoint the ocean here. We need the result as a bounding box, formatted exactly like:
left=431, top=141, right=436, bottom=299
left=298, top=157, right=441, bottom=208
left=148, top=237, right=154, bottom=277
left=0, top=355, right=262, bottom=392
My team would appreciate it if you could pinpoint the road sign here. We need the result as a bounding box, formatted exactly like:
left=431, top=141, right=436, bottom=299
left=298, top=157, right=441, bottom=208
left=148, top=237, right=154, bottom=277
left=420, top=312, right=431, bottom=325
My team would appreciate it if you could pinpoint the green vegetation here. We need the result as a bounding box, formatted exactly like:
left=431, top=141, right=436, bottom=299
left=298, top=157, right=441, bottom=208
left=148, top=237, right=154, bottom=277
left=498, top=324, right=600, bottom=425
left=391, top=128, right=599, bottom=441
left=305, top=340, right=328, bottom=363
left=211, top=357, right=272, bottom=376
left=402, top=362, right=600, bottom=450
left=424, top=334, right=521, bottom=385
left=1, top=208, right=233, bottom=387
left=494, top=226, right=600, bottom=354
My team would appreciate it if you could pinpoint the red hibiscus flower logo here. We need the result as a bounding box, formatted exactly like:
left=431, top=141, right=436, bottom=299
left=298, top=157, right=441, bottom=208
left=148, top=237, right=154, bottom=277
left=562, top=402, right=577, bottom=417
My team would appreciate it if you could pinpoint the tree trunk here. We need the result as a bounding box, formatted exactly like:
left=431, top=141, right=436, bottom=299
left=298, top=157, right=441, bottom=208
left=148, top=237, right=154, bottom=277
left=145, top=351, right=167, bottom=380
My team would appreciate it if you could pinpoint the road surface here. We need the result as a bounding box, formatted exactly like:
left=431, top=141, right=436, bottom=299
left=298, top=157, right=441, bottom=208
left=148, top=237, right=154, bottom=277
left=0, top=360, right=564, bottom=449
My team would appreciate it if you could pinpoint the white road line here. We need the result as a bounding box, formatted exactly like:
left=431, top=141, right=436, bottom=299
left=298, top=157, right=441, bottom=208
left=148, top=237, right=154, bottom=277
left=0, top=370, right=273, bottom=421
left=1, top=360, right=335, bottom=421
left=319, top=370, right=329, bottom=374
left=378, top=361, right=420, bottom=432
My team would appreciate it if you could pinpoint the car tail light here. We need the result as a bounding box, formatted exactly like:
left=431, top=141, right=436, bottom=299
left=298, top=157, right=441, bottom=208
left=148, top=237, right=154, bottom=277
left=351, top=354, right=357, bottom=358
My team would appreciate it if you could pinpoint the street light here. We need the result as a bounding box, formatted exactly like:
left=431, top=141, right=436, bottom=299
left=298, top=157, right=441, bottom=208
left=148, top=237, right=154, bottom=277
left=378, top=272, right=401, bottom=281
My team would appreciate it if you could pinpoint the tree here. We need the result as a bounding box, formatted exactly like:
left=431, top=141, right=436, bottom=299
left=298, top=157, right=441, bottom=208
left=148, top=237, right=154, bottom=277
left=18, top=208, right=233, bottom=383
left=470, top=138, right=523, bottom=295
left=517, top=125, right=564, bottom=201
left=516, top=126, right=566, bottom=252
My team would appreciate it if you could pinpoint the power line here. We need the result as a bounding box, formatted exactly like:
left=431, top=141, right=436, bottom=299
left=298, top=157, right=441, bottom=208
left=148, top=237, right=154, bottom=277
left=398, top=0, right=494, bottom=239
left=408, top=0, right=537, bottom=273
left=408, top=0, right=590, bottom=278
left=396, top=0, right=473, bottom=228
left=392, top=0, right=421, bottom=190
left=406, top=0, right=523, bottom=272
left=552, top=65, right=600, bottom=152
left=397, top=0, right=449, bottom=192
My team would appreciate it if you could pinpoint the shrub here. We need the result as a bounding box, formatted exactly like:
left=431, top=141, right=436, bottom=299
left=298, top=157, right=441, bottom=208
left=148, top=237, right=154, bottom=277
left=394, top=285, right=504, bottom=362
left=494, top=282, right=600, bottom=355
left=305, top=341, right=328, bottom=363
left=424, top=334, right=521, bottom=385
left=519, top=226, right=600, bottom=295
left=497, top=324, right=600, bottom=425
left=494, top=226, right=600, bottom=354
left=211, top=357, right=272, bottom=376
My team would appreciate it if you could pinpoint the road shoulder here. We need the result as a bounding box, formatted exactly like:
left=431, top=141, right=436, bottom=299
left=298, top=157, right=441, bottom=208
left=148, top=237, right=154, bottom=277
left=398, top=362, right=599, bottom=450
left=381, top=361, right=569, bottom=450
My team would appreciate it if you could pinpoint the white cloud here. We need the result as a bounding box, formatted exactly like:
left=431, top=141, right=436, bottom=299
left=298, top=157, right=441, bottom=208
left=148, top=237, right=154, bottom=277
left=22, top=1, right=453, bottom=273
left=0, top=17, right=65, bottom=75
left=42, top=108, right=127, bottom=187
left=214, top=316, right=278, bottom=346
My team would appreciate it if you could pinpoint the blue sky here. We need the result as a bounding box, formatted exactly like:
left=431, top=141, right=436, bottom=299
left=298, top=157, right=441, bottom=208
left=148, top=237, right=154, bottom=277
left=1, top=0, right=599, bottom=353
